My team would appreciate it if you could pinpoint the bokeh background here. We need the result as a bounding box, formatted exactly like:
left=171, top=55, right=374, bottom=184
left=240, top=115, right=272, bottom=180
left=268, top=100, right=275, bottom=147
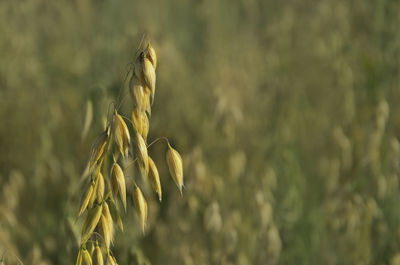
left=1, top=0, right=400, bottom=264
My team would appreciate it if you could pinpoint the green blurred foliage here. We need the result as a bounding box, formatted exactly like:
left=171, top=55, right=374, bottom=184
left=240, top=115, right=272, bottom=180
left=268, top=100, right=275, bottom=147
left=0, top=0, right=400, bottom=264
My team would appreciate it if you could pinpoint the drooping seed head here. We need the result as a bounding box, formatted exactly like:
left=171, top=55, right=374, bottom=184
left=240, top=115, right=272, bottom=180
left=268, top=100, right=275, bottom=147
left=166, top=144, right=184, bottom=196
left=113, top=112, right=131, bottom=158
left=107, top=254, right=116, bottom=265
left=148, top=157, right=162, bottom=201
left=141, top=113, right=149, bottom=141
left=110, top=162, right=127, bottom=211
left=132, top=184, right=148, bottom=234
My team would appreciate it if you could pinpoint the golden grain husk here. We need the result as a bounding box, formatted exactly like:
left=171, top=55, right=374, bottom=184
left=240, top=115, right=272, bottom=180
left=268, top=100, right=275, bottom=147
left=132, top=108, right=143, bottom=134
left=129, top=74, right=145, bottom=111
left=100, top=214, right=111, bottom=250
left=148, top=157, right=162, bottom=202
left=141, top=112, right=149, bottom=141
left=113, top=112, right=131, bottom=158
left=143, top=87, right=151, bottom=117
left=79, top=182, right=94, bottom=216
left=81, top=203, right=102, bottom=244
left=89, top=127, right=110, bottom=172
left=102, top=203, right=114, bottom=244
left=94, top=246, right=103, bottom=265
left=106, top=197, right=124, bottom=231
left=135, top=132, right=149, bottom=177
left=82, top=249, right=92, bottom=265
left=96, top=173, right=105, bottom=202
left=110, top=162, right=127, bottom=211
left=133, top=184, right=148, bottom=234
left=88, top=176, right=99, bottom=209
left=146, top=43, right=157, bottom=69
left=142, top=58, right=156, bottom=105
left=166, top=144, right=184, bottom=195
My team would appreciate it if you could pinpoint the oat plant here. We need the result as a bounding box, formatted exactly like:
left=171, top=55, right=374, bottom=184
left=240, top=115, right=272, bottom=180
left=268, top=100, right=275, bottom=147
left=75, top=39, right=184, bottom=265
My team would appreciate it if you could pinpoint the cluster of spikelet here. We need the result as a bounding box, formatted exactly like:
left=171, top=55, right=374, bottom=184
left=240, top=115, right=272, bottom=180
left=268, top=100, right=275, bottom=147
left=75, top=40, right=184, bottom=265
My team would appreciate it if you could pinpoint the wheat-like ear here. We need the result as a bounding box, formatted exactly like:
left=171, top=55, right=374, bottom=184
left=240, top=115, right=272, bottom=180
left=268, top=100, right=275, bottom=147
left=76, top=39, right=185, bottom=264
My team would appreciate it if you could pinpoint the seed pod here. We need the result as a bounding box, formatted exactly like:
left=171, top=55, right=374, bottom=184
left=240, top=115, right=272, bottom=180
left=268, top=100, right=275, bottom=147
left=96, top=173, right=105, bottom=202
left=133, top=184, right=148, bottom=234
left=110, top=162, right=127, bottom=211
left=81, top=204, right=102, bottom=244
left=134, top=132, right=149, bottom=178
left=79, top=182, right=94, bottom=216
left=94, top=245, right=103, bottom=265
left=99, top=215, right=111, bottom=250
left=106, top=198, right=124, bottom=231
left=129, top=74, right=145, bottom=111
left=89, top=127, right=110, bottom=172
left=102, top=203, right=114, bottom=244
left=113, top=112, right=131, bottom=158
left=148, top=157, right=162, bottom=201
left=166, top=144, right=184, bottom=195
left=142, top=58, right=156, bottom=105
left=146, top=43, right=157, bottom=69
left=82, top=249, right=92, bottom=265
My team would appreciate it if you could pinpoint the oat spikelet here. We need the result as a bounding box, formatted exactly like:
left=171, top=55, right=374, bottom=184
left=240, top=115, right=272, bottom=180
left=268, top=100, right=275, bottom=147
left=89, top=127, right=110, bottom=172
left=96, top=173, right=105, bottom=202
left=148, top=157, right=162, bottom=201
left=106, top=197, right=124, bottom=231
left=166, top=144, right=184, bottom=195
left=135, top=132, right=149, bottom=177
left=110, top=162, right=127, bottom=211
left=142, top=57, right=156, bottom=105
left=113, top=112, right=131, bottom=158
left=141, top=112, right=149, bottom=141
left=79, top=182, right=94, bottom=216
left=81, top=204, right=103, bottom=244
left=82, top=249, right=92, bottom=265
left=143, top=85, right=152, bottom=117
left=132, top=108, right=143, bottom=134
left=94, top=245, right=103, bottom=265
left=102, top=202, right=114, bottom=244
left=145, top=43, right=157, bottom=69
left=133, top=184, right=148, bottom=234
left=88, top=177, right=99, bottom=209
left=100, top=215, right=111, bottom=250
left=129, top=74, right=145, bottom=111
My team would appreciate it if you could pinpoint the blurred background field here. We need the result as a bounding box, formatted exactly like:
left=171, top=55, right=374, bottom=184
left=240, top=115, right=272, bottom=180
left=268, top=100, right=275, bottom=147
left=0, top=0, right=400, bottom=264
